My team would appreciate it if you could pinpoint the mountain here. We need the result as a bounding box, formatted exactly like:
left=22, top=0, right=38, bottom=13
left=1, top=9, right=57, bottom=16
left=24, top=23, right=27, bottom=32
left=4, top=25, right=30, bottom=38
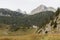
left=42, top=8, right=60, bottom=34
left=16, top=9, right=27, bottom=14
left=28, top=11, right=55, bottom=27
left=0, top=8, right=59, bottom=33
left=30, top=5, right=56, bottom=15
left=0, top=8, right=55, bottom=32
left=0, top=8, right=25, bottom=17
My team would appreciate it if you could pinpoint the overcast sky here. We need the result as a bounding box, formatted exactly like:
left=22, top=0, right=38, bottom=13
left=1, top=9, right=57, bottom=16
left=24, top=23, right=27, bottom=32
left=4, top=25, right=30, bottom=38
left=0, top=0, right=60, bottom=13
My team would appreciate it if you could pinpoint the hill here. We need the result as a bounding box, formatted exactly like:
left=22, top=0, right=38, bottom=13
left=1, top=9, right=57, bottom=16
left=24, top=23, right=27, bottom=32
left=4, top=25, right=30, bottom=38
left=0, top=8, right=59, bottom=35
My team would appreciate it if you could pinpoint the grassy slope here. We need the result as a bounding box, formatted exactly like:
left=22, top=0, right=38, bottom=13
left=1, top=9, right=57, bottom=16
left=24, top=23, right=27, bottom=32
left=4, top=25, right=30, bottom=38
left=0, top=28, right=36, bottom=36
left=0, top=28, right=60, bottom=40
left=0, top=34, right=60, bottom=40
left=0, top=25, right=60, bottom=40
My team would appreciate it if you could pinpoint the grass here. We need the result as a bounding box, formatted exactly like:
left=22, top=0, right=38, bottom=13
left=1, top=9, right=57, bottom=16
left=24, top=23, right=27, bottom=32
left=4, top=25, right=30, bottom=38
left=0, top=34, right=60, bottom=40
left=0, top=28, right=35, bottom=36
left=0, top=29, right=60, bottom=40
left=0, top=25, right=60, bottom=40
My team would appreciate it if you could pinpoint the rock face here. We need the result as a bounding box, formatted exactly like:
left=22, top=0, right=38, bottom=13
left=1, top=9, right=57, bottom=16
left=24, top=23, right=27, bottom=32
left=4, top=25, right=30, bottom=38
left=30, top=5, right=56, bottom=15
left=35, top=8, right=60, bottom=34
left=41, top=8, right=60, bottom=34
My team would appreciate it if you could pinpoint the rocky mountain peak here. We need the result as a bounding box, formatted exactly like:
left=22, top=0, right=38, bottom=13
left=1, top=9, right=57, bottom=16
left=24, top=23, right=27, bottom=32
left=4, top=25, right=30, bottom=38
left=30, top=4, right=56, bottom=15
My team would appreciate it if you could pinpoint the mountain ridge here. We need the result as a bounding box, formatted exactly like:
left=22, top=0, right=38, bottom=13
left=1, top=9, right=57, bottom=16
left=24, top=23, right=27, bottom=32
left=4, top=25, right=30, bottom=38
left=30, top=5, right=56, bottom=15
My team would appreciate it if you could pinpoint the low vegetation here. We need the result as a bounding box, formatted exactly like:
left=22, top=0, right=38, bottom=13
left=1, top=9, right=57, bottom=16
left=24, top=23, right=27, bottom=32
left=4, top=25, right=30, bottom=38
left=0, top=34, right=60, bottom=40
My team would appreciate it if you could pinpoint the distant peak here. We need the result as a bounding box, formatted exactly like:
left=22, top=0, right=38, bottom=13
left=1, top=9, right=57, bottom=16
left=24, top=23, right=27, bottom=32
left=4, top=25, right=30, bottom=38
left=30, top=4, right=56, bottom=15
left=37, top=4, right=47, bottom=9
left=40, top=4, right=46, bottom=7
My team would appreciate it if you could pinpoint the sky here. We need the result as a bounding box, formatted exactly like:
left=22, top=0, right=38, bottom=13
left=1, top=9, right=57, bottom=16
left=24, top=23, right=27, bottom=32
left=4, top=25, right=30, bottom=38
left=0, top=0, right=60, bottom=13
